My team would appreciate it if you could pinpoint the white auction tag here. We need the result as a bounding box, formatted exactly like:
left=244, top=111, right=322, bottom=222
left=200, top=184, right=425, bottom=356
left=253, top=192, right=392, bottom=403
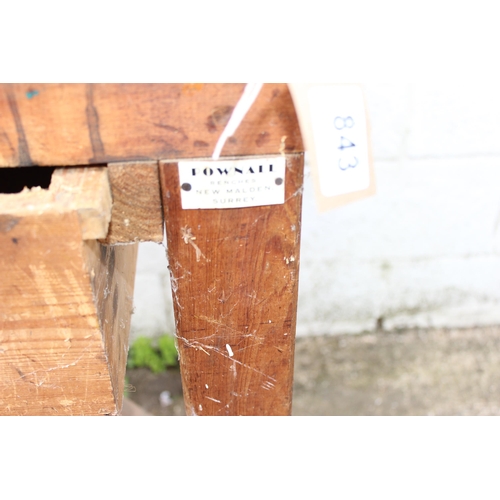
left=308, top=85, right=370, bottom=196
left=178, top=156, right=286, bottom=210
left=288, top=83, right=375, bottom=212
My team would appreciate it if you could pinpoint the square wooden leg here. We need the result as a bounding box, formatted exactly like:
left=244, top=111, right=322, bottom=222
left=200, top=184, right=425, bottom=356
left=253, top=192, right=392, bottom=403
left=160, top=154, right=304, bottom=415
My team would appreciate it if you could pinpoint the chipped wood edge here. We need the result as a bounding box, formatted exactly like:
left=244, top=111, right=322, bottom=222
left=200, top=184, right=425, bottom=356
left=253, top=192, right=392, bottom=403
left=0, top=166, right=112, bottom=239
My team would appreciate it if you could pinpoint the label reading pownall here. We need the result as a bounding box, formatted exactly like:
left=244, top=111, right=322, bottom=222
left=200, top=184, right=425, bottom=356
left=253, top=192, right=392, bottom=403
left=178, top=157, right=286, bottom=209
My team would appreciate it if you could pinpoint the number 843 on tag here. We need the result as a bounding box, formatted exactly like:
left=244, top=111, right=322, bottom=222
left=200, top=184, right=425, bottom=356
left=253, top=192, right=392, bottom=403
left=308, top=85, right=371, bottom=197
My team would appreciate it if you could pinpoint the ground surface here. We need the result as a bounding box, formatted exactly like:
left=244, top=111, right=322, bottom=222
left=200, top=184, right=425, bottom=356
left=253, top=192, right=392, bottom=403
left=122, top=326, right=500, bottom=416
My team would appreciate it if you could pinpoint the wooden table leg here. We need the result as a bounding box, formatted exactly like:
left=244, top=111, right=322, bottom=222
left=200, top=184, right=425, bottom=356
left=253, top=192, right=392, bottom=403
left=160, top=154, right=304, bottom=415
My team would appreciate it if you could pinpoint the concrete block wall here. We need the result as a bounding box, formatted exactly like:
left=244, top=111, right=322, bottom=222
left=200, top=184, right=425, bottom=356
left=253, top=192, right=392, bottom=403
left=131, top=84, right=500, bottom=340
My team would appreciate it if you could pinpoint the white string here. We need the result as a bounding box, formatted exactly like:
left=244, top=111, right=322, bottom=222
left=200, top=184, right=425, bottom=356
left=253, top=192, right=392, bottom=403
left=212, top=83, right=264, bottom=160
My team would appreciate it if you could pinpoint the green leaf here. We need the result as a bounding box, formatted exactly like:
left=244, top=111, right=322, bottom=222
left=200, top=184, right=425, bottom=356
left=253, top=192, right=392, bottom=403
left=158, top=335, right=178, bottom=367
left=127, top=334, right=179, bottom=373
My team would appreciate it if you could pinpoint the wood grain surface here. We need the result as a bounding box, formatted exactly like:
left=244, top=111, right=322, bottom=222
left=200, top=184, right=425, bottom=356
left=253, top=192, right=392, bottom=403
left=102, top=161, right=163, bottom=244
left=0, top=167, right=112, bottom=240
left=0, top=84, right=306, bottom=415
left=84, top=241, right=138, bottom=413
left=0, top=167, right=136, bottom=415
left=160, top=154, right=304, bottom=415
left=0, top=211, right=114, bottom=415
left=0, top=84, right=303, bottom=167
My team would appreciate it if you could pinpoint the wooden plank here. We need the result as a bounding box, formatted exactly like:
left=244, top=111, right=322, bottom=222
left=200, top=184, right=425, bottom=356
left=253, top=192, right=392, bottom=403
left=50, top=167, right=112, bottom=239
left=160, top=154, right=304, bottom=415
left=0, top=86, right=24, bottom=167
left=0, top=211, right=114, bottom=415
left=84, top=241, right=138, bottom=413
left=0, top=166, right=112, bottom=240
left=0, top=84, right=303, bottom=167
left=0, top=167, right=136, bottom=415
left=102, top=161, right=163, bottom=244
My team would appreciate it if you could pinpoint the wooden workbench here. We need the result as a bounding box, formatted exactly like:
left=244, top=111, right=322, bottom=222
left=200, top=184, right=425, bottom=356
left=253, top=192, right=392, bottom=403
left=0, top=84, right=304, bottom=415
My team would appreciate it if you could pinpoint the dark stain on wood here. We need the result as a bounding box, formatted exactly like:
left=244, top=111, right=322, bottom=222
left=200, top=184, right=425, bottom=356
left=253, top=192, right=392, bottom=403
left=99, top=243, right=107, bottom=263
left=148, top=138, right=182, bottom=156
left=85, top=84, right=106, bottom=163
left=212, top=105, right=234, bottom=126
left=194, top=140, right=209, bottom=148
left=206, top=105, right=234, bottom=133
left=98, top=245, right=116, bottom=293
left=112, top=286, right=119, bottom=321
left=0, top=215, right=20, bottom=233
left=0, top=131, right=15, bottom=158
left=206, top=116, right=217, bottom=133
left=152, top=123, right=189, bottom=141
left=5, top=86, right=33, bottom=166
left=85, top=88, right=150, bottom=164
left=108, top=246, right=116, bottom=284
left=255, top=131, right=270, bottom=147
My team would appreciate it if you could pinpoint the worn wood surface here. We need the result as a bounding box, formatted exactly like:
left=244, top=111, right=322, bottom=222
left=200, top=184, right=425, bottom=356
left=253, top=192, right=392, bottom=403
left=0, top=167, right=136, bottom=415
left=0, top=83, right=305, bottom=415
left=102, top=161, right=163, bottom=244
left=84, top=241, right=138, bottom=413
left=160, top=154, right=304, bottom=415
left=0, top=167, right=112, bottom=240
left=0, top=84, right=303, bottom=167
left=50, top=167, right=112, bottom=239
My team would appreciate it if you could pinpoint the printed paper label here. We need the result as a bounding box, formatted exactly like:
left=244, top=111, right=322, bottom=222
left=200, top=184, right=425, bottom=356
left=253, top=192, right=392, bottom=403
left=307, top=85, right=371, bottom=197
left=178, top=157, right=286, bottom=209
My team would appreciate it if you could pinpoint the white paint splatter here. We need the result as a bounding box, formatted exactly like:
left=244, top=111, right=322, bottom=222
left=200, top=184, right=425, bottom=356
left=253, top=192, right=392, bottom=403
left=226, top=344, right=234, bottom=357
